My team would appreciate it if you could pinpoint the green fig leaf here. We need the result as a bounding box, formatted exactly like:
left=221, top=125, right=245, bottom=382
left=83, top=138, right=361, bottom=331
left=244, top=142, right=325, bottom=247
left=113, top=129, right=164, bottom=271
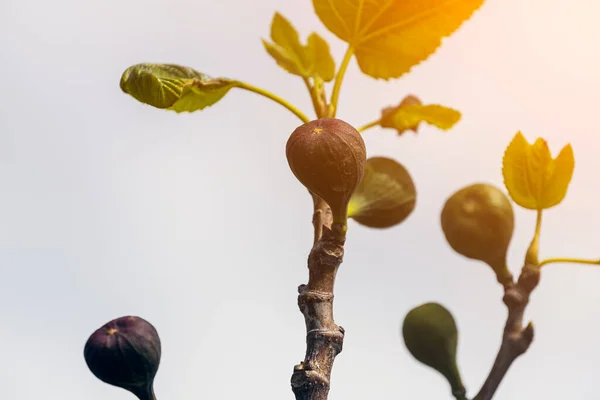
left=440, top=183, right=514, bottom=283
left=348, top=157, right=416, bottom=228
left=120, top=63, right=236, bottom=112
left=402, top=302, right=464, bottom=396
left=381, top=95, right=461, bottom=135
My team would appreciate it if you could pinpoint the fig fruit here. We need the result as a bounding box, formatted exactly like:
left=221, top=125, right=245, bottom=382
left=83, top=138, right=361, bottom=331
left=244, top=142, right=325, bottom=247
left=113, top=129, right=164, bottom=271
left=84, top=316, right=161, bottom=400
left=286, top=118, right=367, bottom=225
left=348, top=157, right=416, bottom=228
left=441, top=183, right=514, bottom=282
left=402, top=302, right=464, bottom=397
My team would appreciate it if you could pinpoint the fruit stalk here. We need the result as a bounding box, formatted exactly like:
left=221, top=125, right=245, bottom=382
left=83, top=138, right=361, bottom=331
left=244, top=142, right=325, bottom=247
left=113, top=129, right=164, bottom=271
left=290, top=194, right=346, bottom=400
left=473, top=264, right=540, bottom=400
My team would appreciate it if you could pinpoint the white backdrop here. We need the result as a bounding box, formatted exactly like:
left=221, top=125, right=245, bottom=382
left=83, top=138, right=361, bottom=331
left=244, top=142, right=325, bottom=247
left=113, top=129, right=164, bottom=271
left=1, top=0, right=600, bottom=399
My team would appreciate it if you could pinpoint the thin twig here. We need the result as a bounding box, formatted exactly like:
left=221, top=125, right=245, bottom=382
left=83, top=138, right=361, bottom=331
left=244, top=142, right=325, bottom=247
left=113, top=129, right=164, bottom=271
left=473, top=264, right=540, bottom=400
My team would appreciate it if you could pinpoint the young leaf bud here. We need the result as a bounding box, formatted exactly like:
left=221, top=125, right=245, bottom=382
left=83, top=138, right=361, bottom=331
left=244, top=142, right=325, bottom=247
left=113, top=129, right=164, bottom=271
left=84, top=316, right=161, bottom=400
left=402, top=303, right=464, bottom=397
left=286, top=118, right=367, bottom=226
left=441, top=183, right=514, bottom=283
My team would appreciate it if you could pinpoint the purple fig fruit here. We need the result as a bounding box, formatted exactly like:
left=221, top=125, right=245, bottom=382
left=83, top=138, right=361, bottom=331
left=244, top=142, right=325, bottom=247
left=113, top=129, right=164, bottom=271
left=84, top=316, right=161, bottom=400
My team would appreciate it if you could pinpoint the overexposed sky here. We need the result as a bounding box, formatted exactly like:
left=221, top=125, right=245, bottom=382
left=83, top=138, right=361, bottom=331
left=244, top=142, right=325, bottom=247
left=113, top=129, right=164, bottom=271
left=2, top=0, right=600, bottom=399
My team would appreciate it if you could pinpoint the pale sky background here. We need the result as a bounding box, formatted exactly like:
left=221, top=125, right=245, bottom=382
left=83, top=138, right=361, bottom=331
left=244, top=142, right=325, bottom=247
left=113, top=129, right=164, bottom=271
left=2, top=0, right=600, bottom=399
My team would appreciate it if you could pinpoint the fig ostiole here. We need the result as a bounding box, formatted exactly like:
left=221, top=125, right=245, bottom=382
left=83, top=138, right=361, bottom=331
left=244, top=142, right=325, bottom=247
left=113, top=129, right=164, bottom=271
left=286, top=118, right=367, bottom=231
left=84, top=316, right=161, bottom=400
left=402, top=302, right=464, bottom=398
left=441, top=183, right=514, bottom=283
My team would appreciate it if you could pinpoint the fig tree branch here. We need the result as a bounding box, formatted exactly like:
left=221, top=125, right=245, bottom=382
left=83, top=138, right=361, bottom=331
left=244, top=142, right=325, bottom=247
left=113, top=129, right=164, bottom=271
left=290, top=193, right=346, bottom=400
left=233, top=81, right=310, bottom=122
left=472, top=264, right=540, bottom=400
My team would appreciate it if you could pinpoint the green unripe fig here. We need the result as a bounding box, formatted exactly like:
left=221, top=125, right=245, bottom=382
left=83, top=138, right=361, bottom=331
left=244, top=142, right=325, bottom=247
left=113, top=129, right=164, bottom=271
left=348, top=157, right=416, bottom=228
left=402, top=302, right=464, bottom=397
left=441, top=183, right=514, bottom=282
left=286, top=118, right=367, bottom=225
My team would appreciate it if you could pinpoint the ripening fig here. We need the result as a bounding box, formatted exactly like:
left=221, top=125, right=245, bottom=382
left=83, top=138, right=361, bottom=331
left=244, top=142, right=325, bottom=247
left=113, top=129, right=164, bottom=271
left=348, top=157, right=416, bottom=228
left=286, top=118, right=367, bottom=226
left=402, top=303, right=464, bottom=398
left=84, top=316, right=161, bottom=400
left=441, top=183, right=514, bottom=283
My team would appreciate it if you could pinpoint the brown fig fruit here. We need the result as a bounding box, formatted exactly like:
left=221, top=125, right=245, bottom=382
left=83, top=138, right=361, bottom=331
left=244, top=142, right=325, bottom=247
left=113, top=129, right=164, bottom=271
left=84, top=316, right=161, bottom=400
left=286, top=118, right=367, bottom=225
left=441, top=183, right=514, bottom=283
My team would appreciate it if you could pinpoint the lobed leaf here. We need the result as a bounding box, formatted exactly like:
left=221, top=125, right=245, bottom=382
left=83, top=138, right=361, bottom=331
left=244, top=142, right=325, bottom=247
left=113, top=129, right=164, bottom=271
left=312, top=0, right=485, bottom=79
left=502, top=132, right=575, bottom=210
left=120, top=63, right=235, bottom=112
left=380, top=95, right=461, bottom=135
left=262, top=13, right=335, bottom=82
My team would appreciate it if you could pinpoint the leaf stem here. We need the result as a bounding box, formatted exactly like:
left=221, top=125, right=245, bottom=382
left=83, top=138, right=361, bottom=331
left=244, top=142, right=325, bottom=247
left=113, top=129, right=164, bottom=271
left=303, top=77, right=320, bottom=118
left=539, top=257, right=600, bottom=267
left=329, top=46, right=354, bottom=117
left=234, top=81, right=310, bottom=123
left=357, top=118, right=381, bottom=132
left=525, top=210, right=543, bottom=265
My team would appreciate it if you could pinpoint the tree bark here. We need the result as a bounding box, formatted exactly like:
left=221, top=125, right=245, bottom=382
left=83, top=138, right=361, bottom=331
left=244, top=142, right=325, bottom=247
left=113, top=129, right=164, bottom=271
left=290, top=195, right=346, bottom=400
left=473, top=264, right=540, bottom=400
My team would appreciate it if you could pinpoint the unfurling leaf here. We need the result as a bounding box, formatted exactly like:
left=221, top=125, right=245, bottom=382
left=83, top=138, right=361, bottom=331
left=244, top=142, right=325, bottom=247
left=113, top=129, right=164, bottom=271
left=312, top=0, right=485, bottom=79
left=441, top=183, right=514, bottom=283
left=120, top=63, right=235, bottom=113
left=348, top=157, right=416, bottom=228
left=262, top=13, right=335, bottom=81
left=380, top=95, right=461, bottom=135
left=502, top=132, right=575, bottom=210
left=402, top=303, right=464, bottom=397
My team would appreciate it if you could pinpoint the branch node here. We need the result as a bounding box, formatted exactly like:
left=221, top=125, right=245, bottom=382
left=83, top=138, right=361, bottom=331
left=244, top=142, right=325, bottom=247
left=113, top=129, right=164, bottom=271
left=502, top=285, right=525, bottom=309
left=517, top=264, right=541, bottom=293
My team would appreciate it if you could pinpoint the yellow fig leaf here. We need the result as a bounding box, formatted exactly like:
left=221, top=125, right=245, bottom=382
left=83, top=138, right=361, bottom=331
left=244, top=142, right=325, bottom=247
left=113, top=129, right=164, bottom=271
left=262, top=13, right=335, bottom=82
left=380, top=95, right=461, bottom=135
left=502, top=132, right=575, bottom=210
left=306, top=33, right=335, bottom=82
left=312, top=0, right=485, bottom=79
left=120, top=63, right=235, bottom=112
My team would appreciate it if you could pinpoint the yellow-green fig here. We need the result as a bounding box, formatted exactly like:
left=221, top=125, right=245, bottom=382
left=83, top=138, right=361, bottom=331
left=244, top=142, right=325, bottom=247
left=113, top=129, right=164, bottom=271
left=441, top=183, right=514, bottom=282
left=286, top=118, right=367, bottom=225
left=402, top=303, right=464, bottom=397
left=348, top=157, right=416, bottom=228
